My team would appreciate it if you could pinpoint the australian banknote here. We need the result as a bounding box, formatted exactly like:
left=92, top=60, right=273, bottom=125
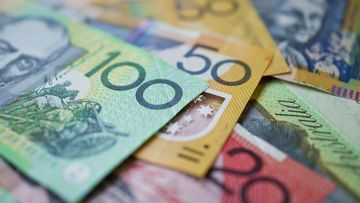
left=288, top=83, right=360, bottom=148
left=0, top=126, right=336, bottom=203
left=238, top=79, right=360, bottom=201
left=76, top=16, right=273, bottom=177
left=251, top=0, right=360, bottom=101
left=0, top=0, right=82, bottom=106
left=0, top=1, right=207, bottom=202
left=59, top=0, right=290, bottom=76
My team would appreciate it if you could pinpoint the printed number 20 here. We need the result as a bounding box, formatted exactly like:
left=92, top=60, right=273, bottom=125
left=86, top=51, right=183, bottom=110
left=210, top=147, right=290, bottom=203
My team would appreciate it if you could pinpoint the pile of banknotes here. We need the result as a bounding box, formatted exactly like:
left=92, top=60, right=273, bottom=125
left=0, top=0, right=359, bottom=202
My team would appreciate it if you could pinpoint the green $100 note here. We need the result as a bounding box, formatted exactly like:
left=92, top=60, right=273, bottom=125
left=0, top=1, right=207, bottom=202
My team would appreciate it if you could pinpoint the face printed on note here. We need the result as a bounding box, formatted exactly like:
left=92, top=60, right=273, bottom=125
left=271, top=0, right=327, bottom=44
left=0, top=17, right=70, bottom=87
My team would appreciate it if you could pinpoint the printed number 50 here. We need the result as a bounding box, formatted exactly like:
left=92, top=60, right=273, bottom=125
left=177, top=44, right=251, bottom=86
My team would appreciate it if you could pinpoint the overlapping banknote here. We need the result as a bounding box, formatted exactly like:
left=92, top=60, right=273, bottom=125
left=0, top=1, right=207, bottom=202
left=68, top=0, right=360, bottom=101
left=239, top=79, right=360, bottom=200
left=77, top=16, right=274, bottom=176
left=0, top=126, right=336, bottom=203
left=250, top=0, right=360, bottom=101
left=0, top=0, right=359, bottom=202
left=60, top=0, right=290, bottom=77
left=1, top=78, right=360, bottom=203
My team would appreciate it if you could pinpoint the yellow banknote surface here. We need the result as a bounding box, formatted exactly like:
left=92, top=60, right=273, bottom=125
left=68, top=0, right=289, bottom=76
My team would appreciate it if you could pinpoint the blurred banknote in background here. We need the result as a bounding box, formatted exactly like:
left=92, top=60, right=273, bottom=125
left=251, top=0, right=360, bottom=101
left=89, top=127, right=335, bottom=203
left=0, top=127, right=336, bottom=203
left=238, top=79, right=360, bottom=200
left=0, top=1, right=207, bottom=202
left=62, top=0, right=290, bottom=76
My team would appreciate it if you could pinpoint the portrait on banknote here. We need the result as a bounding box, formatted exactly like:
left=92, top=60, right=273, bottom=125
left=0, top=15, right=124, bottom=159
left=252, top=0, right=359, bottom=82
left=0, top=14, right=85, bottom=106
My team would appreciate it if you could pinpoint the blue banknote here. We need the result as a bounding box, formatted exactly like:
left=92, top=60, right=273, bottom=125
left=251, top=0, right=360, bottom=100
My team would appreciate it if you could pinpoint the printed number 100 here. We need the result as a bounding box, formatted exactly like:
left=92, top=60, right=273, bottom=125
left=85, top=52, right=183, bottom=110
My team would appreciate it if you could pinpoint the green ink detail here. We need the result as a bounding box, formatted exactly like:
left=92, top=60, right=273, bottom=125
left=0, top=82, right=127, bottom=158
